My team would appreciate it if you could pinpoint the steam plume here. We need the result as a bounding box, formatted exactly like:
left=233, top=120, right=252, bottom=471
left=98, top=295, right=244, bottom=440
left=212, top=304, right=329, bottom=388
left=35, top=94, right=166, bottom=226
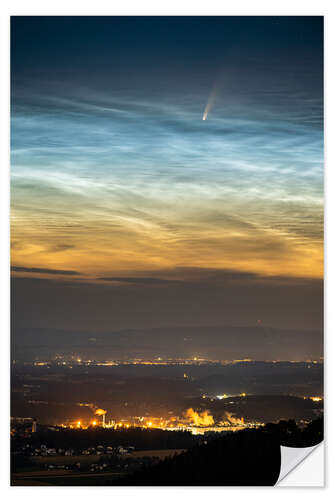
left=220, top=411, right=244, bottom=426
left=95, top=408, right=107, bottom=416
left=185, top=408, right=214, bottom=426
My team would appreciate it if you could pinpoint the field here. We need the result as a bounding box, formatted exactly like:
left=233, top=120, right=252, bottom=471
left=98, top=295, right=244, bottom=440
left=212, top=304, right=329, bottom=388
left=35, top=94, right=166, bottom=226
left=31, top=454, right=99, bottom=466
left=30, top=448, right=185, bottom=466
left=12, top=449, right=186, bottom=486
left=131, top=449, right=185, bottom=459
left=12, top=471, right=125, bottom=486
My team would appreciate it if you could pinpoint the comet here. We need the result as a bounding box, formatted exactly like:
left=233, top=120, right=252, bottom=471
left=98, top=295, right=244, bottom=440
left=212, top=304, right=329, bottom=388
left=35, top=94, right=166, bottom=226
left=202, top=83, right=219, bottom=121
left=202, top=69, right=229, bottom=120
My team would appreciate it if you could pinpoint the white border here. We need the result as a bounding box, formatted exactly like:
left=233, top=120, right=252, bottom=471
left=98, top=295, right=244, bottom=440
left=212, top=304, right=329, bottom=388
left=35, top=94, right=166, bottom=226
left=0, top=0, right=331, bottom=15
left=1, top=1, right=331, bottom=498
left=278, top=442, right=325, bottom=487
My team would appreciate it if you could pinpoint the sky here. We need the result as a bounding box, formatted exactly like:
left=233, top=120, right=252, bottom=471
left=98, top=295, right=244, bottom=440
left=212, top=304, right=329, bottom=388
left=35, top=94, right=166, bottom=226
left=11, top=17, right=323, bottom=335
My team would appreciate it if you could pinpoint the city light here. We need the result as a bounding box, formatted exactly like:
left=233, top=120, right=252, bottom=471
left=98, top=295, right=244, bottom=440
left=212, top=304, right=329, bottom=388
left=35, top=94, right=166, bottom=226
left=57, top=413, right=265, bottom=435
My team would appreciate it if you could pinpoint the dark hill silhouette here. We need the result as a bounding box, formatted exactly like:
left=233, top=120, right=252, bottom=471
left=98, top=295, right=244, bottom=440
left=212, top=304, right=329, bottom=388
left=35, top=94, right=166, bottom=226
left=112, top=418, right=323, bottom=486
left=12, top=324, right=323, bottom=362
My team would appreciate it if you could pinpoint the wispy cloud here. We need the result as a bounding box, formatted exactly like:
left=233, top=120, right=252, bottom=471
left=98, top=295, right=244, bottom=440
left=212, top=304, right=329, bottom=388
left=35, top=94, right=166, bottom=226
left=10, top=67, right=323, bottom=280
left=97, top=276, right=182, bottom=285
left=11, top=266, right=82, bottom=276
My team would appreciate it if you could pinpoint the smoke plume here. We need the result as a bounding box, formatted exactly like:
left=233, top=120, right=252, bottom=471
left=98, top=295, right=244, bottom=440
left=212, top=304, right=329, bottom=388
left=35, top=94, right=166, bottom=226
left=220, top=411, right=244, bottom=426
left=185, top=408, right=214, bottom=426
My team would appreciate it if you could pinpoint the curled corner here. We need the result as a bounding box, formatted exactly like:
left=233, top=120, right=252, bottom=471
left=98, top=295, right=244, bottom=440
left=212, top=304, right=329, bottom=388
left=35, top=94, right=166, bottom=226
left=276, top=444, right=320, bottom=484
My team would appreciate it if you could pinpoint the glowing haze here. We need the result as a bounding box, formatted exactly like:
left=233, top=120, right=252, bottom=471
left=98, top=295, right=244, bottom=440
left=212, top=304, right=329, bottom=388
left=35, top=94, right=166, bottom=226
left=11, top=17, right=323, bottom=336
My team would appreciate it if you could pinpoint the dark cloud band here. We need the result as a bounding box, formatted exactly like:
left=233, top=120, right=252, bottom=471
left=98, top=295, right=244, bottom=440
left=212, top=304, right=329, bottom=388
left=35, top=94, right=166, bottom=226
left=11, top=266, right=81, bottom=276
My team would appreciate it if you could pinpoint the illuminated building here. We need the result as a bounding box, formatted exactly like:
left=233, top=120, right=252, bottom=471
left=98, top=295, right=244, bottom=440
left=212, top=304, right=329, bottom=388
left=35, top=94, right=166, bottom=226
left=31, top=418, right=37, bottom=433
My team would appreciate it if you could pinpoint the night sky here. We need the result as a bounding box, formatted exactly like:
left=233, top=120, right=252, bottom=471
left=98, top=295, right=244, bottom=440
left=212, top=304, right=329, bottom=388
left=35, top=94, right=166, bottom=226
left=11, top=17, right=323, bottom=338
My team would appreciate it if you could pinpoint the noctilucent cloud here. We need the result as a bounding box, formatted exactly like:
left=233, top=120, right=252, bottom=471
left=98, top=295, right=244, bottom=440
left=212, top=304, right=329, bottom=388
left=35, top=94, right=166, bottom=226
left=11, top=17, right=323, bottom=332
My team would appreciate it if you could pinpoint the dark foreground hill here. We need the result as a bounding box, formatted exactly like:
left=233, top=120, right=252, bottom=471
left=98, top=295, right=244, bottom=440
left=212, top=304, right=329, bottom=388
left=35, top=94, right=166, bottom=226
left=112, top=418, right=323, bottom=486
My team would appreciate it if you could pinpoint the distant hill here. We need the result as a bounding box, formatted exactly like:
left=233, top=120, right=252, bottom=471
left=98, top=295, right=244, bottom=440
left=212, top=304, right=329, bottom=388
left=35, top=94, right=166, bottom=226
left=12, top=324, right=323, bottom=362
